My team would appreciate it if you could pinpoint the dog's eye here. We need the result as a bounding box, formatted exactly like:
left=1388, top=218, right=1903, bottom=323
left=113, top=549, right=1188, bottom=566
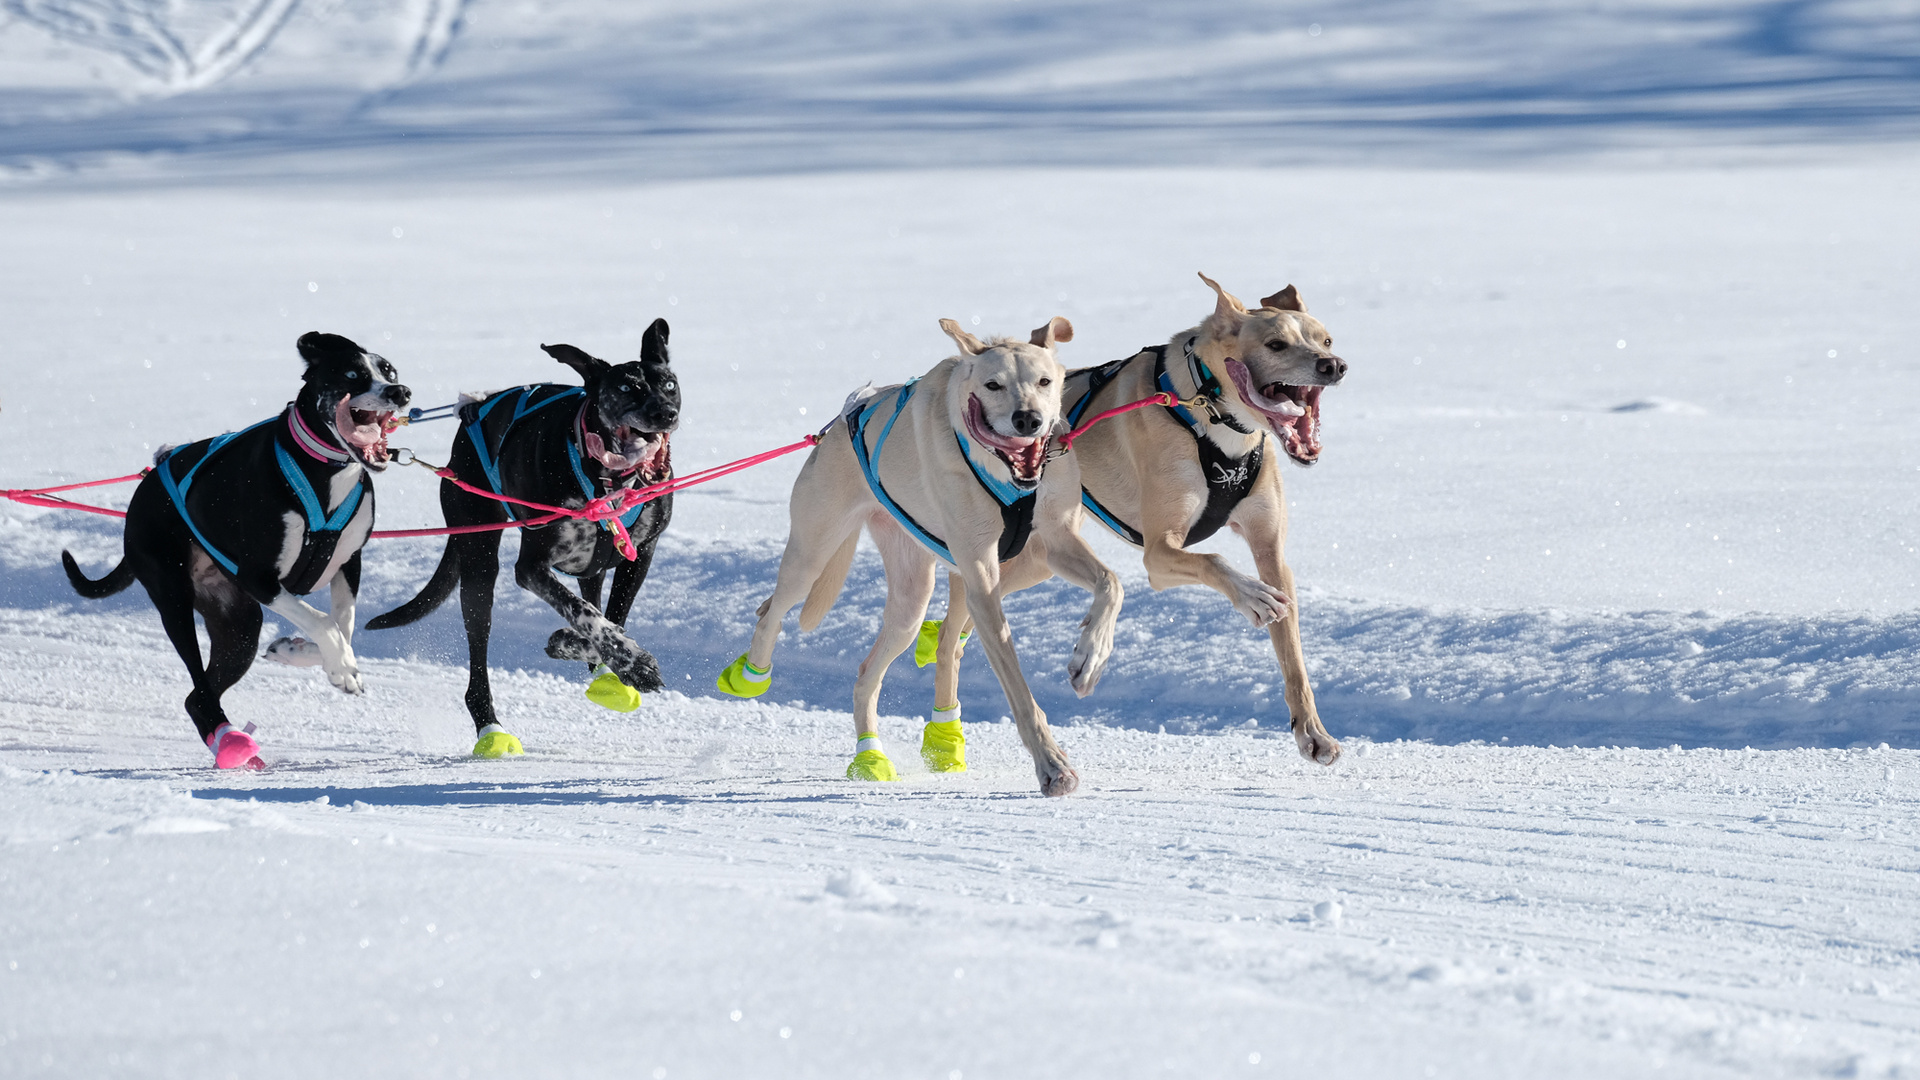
left=1266, top=340, right=1287, bottom=352
left=347, top=370, right=364, bottom=381
left=1324, top=337, right=1333, bottom=347
left=984, top=381, right=1003, bottom=391
left=1038, top=377, right=1051, bottom=387
left=618, top=383, right=632, bottom=393
left=663, top=381, right=676, bottom=391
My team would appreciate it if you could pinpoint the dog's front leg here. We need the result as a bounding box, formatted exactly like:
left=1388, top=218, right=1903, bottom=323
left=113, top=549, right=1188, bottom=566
left=1232, top=512, right=1340, bottom=766
left=265, top=592, right=363, bottom=695
left=330, top=550, right=362, bottom=648
left=958, top=557, right=1077, bottom=797
left=1140, top=530, right=1290, bottom=629
left=515, top=549, right=663, bottom=693
left=1039, top=529, right=1124, bottom=698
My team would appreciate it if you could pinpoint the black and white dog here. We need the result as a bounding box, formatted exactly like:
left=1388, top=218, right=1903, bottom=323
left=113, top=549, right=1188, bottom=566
left=62, top=332, right=409, bottom=769
left=367, top=318, right=679, bottom=757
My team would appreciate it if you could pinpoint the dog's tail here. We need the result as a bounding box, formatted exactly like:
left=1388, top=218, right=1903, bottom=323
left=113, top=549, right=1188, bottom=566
left=365, top=544, right=460, bottom=630
left=797, top=531, right=860, bottom=632
left=61, top=551, right=135, bottom=599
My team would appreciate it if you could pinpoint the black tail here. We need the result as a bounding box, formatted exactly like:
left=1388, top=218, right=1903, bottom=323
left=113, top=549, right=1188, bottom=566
left=62, top=551, right=135, bottom=599
left=365, top=543, right=461, bottom=630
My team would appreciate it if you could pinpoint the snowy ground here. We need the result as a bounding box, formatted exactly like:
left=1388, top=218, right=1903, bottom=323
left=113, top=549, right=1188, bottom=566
left=5, top=2, right=1920, bottom=1077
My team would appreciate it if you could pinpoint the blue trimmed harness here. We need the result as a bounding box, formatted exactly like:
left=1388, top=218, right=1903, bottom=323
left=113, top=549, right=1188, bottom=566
left=459, top=384, right=649, bottom=533
left=847, top=380, right=1036, bottom=565
left=155, top=409, right=368, bottom=595
left=1059, top=341, right=1265, bottom=549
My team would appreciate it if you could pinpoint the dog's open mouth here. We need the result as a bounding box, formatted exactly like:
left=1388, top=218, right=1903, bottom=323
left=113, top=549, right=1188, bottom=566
left=586, top=426, right=672, bottom=484
left=1223, top=360, right=1324, bottom=465
left=964, top=395, right=1047, bottom=488
left=333, top=396, right=399, bottom=469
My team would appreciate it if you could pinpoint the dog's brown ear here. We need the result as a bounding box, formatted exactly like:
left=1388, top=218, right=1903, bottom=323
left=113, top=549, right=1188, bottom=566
left=938, top=318, right=988, bottom=356
left=1198, top=272, right=1248, bottom=338
left=1260, top=285, right=1306, bottom=313
left=542, top=343, right=608, bottom=383
left=1029, top=316, right=1073, bottom=349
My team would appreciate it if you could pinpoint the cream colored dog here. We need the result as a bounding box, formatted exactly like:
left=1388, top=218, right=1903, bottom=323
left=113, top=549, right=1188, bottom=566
left=929, top=274, right=1347, bottom=765
left=719, top=316, right=1120, bottom=796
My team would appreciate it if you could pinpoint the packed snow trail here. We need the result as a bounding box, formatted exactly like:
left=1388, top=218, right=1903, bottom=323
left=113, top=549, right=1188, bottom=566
left=4, top=619, right=1918, bottom=1078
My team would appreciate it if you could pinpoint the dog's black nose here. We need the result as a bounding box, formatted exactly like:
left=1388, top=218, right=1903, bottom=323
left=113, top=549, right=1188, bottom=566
left=1317, top=355, right=1347, bottom=382
left=655, top=406, right=678, bottom=426
left=1010, top=409, right=1043, bottom=437
left=384, top=384, right=412, bottom=407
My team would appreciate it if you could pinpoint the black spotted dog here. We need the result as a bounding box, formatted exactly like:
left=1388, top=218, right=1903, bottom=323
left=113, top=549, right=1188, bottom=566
left=367, top=318, right=679, bottom=757
left=61, top=333, right=410, bottom=769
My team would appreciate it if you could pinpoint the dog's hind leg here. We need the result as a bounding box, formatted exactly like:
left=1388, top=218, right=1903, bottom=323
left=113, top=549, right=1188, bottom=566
left=850, top=521, right=938, bottom=750
left=452, top=533, right=505, bottom=732
left=143, top=570, right=224, bottom=743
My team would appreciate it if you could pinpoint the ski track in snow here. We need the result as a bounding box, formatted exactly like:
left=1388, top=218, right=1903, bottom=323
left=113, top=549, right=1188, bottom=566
left=4, top=626, right=1919, bottom=1078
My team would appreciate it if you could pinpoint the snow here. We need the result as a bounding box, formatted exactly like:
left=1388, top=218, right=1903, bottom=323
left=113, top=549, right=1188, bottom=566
left=4, top=3, right=1920, bottom=1077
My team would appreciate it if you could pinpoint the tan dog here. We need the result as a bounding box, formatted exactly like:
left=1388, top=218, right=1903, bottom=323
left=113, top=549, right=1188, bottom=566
left=929, top=274, right=1347, bottom=765
left=717, top=316, right=1121, bottom=796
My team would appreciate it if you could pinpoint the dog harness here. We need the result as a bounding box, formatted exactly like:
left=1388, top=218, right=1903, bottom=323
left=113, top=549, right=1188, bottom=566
left=1060, top=340, right=1265, bottom=548
left=155, top=406, right=370, bottom=595
left=457, top=384, right=650, bottom=532
left=846, top=380, right=1036, bottom=565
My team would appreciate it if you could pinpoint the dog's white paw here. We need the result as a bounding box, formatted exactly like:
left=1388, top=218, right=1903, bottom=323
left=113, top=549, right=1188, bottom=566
left=1067, top=633, right=1113, bottom=698
left=1292, top=717, right=1341, bottom=765
left=263, top=637, right=323, bottom=667
left=327, top=658, right=365, bottom=695
left=1233, top=577, right=1291, bottom=628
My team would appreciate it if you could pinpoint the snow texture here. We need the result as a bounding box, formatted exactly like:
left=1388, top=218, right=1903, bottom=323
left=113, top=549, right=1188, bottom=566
left=3, top=2, right=1920, bottom=1078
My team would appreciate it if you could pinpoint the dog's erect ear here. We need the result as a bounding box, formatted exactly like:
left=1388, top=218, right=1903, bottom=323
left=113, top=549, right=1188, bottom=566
left=938, top=318, right=988, bottom=356
left=1260, top=285, right=1307, bottom=313
left=542, top=343, right=608, bottom=383
left=296, top=331, right=359, bottom=366
left=1197, top=271, right=1248, bottom=337
left=640, top=318, right=670, bottom=364
left=1029, top=316, right=1073, bottom=349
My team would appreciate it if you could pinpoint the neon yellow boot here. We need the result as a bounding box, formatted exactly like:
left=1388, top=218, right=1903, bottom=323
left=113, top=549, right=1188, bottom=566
left=585, top=664, right=642, bottom=712
left=846, top=749, right=900, bottom=781
left=472, top=723, right=525, bottom=759
left=716, top=653, right=772, bottom=698
left=913, top=619, right=971, bottom=668
left=921, top=706, right=966, bottom=773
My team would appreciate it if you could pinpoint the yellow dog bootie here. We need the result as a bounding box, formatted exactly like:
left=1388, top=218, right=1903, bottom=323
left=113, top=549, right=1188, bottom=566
left=716, top=653, right=772, bottom=698
left=921, top=708, right=966, bottom=773
left=585, top=665, right=642, bottom=712
left=846, top=730, right=900, bottom=781
left=472, top=723, right=525, bottom=759
left=913, top=619, right=971, bottom=667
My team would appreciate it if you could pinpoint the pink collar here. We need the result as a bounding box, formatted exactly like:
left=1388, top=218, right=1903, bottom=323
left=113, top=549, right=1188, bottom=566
left=288, top=405, right=350, bottom=464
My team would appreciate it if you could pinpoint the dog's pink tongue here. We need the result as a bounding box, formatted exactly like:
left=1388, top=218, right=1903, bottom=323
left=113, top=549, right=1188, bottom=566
left=584, top=431, right=639, bottom=471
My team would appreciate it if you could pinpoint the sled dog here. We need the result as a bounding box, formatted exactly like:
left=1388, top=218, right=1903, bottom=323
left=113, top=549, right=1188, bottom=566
left=717, top=316, right=1120, bottom=796
left=935, top=274, right=1349, bottom=765
left=366, top=320, right=680, bottom=758
left=61, top=332, right=410, bottom=769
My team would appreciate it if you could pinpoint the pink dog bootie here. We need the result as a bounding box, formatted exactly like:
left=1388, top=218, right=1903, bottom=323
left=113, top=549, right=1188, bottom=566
left=206, top=723, right=265, bottom=771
